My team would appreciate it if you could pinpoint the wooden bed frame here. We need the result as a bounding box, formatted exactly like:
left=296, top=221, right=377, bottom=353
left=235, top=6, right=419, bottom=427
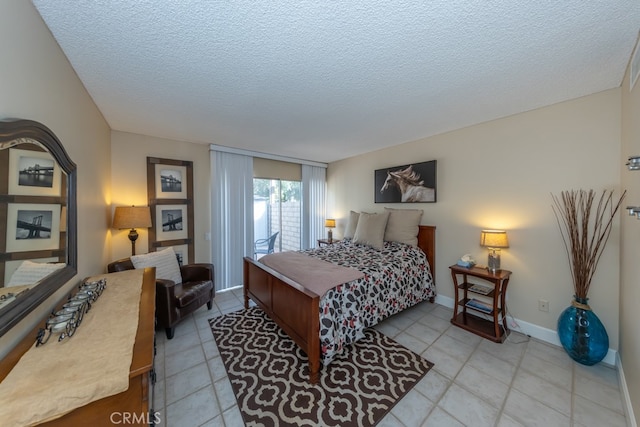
left=243, top=225, right=436, bottom=383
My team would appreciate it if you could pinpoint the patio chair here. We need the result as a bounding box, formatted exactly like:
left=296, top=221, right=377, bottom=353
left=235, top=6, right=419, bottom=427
left=254, top=232, right=279, bottom=257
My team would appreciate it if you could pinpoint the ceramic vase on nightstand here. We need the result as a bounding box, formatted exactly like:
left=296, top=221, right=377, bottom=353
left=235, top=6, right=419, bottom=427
left=557, top=296, right=608, bottom=366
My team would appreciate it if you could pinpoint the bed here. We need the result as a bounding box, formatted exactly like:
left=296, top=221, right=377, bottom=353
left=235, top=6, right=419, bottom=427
left=243, top=224, right=436, bottom=384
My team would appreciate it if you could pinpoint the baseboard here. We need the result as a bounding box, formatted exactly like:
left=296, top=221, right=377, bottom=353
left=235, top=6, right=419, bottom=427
left=617, top=353, right=638, bottom=427
left=433, top=295, right=617, bottom=366
left=434, top=294, right=455, bottom=309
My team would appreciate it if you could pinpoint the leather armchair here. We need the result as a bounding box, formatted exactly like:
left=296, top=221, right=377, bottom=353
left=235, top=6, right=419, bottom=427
left=107, top=258, right=215, bottom=339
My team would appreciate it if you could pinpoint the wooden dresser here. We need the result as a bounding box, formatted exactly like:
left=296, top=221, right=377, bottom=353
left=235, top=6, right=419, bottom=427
left=0, top=268, right=156, bottom=426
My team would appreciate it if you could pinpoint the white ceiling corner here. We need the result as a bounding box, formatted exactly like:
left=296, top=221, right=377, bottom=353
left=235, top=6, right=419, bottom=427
left=32, top=1, right=640, bottom=163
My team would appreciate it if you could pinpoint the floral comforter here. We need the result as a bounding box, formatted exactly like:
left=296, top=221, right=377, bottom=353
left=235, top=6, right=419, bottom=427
left=300, top=239, right=435, bottom=365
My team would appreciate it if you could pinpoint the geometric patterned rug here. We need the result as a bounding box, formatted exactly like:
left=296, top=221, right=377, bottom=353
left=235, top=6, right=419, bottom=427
left=209, top=307, right=434, bottom=427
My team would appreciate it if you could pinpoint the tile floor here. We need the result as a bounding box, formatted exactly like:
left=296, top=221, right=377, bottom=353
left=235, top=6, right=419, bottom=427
left=153, top=288, right=629, bottom=427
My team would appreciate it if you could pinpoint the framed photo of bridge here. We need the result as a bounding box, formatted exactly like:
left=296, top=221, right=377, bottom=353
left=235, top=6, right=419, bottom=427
left=375, top=160, right=437, bottom=203
left=147, top=157, right=194, bottom=264
left=7, top=147, right=62, bottom=197
left=5, top=203, right=61, bottom=253
left=154, top=164, right=187, bottom=199
left=154, top=204, right=189, bottom=241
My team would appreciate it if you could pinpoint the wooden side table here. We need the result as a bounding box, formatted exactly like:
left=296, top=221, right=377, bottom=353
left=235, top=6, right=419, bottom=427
left=449, top=264, right=512, bottom=343
left=318, top=238, right=341, bottom=247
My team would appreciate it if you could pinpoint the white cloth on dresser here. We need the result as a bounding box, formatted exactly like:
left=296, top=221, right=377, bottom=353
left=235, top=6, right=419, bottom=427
left=0, top=269, right=144, bottom=427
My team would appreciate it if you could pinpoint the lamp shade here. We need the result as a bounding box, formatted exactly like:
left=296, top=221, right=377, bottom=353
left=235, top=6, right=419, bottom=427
left=480, top=230, right=509, bottom=248
left=112, top=206, right=152, bottom=229
left=325, top=219, right=336, bottom=228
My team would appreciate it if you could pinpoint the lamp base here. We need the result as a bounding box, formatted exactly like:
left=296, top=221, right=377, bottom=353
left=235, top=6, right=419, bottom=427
left=327, top=229, right=333, bottom=243
left=128, top=228, right=139, bottom=256
left=487, top=249, right=501, bottom=272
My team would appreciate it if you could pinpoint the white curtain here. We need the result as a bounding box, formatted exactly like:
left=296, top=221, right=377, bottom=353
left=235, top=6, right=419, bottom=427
left=210, top=150, right=254, bottom=291
left=301, top=164, right=327, bottom=249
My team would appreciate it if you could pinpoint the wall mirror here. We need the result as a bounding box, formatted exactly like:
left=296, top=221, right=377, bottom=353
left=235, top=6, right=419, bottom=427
left=0, top=119, right=77, bottom=337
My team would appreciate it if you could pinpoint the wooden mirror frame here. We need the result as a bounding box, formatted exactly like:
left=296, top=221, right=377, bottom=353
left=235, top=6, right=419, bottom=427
left=0, top=119, right=77, bottom=336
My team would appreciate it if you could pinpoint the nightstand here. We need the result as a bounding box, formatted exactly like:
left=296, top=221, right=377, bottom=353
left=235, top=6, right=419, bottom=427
left=317, top=239, right=340, bottom=247
left=449, top=264, right=512, bottom=343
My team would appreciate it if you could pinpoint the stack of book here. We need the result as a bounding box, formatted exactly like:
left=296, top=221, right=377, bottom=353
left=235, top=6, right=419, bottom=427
left=468, top=283, right=493, bottom=295
left=465, top=298, right=492, bottom=314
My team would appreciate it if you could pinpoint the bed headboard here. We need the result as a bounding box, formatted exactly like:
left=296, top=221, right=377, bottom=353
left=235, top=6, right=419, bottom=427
left=417, top=225, right=436, bottom=282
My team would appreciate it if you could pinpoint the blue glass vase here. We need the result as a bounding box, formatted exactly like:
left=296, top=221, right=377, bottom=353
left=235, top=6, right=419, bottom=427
left=557, top=296, right=608, bottom=365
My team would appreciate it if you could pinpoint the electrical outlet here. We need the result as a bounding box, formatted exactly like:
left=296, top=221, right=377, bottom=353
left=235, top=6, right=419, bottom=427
left=538, top=299, right=549, bottom=312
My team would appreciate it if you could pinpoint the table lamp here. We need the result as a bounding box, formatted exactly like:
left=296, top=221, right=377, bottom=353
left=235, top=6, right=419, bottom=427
left=113, top=206, right=152, bottom=255
left=325, top=219, right=336, bottom=242
left=480, top=229, right=509, bottom=272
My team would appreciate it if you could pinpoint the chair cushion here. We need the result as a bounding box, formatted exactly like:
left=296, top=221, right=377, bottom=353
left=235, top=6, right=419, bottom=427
left=131, top=247, right=182, bottom=284
left=175, top=280, right=214, bottom=308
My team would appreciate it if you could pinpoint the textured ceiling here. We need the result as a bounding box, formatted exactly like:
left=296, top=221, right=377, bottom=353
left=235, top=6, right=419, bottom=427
left=33, top=1, right=640, bottom=163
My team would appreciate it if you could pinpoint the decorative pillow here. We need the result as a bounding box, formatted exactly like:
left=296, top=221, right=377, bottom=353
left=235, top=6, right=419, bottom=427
left=343, top=211, right=360, bottom=239
left=384, top=207, right=424, bottom=246
left=7, top=260, right=66, bottom=287
left=353, top=212, right=389, bottom=249
left=131, top=247, right=182, bottom=284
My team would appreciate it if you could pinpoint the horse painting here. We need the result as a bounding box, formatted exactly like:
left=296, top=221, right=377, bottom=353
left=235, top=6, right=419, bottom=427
left=380, top=165, right=435, bottom=202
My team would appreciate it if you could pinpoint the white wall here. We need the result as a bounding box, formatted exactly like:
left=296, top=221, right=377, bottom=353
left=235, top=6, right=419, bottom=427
left=327, top=89, right=622, bottom=347
left=110, top=131, right=211, bottom=264
left=0, top=0, right=111, bottom=357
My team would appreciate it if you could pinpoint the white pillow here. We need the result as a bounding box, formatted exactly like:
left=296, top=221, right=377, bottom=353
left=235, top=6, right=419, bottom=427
left=7, top=260, right=66, bottom=287
left=343, top=211, right=360, bottom=239
left=131, top=247, right=182, bottom=284
left=353, top=212, right=389, bottom=249
left=384, top=207, right=423, bottom=246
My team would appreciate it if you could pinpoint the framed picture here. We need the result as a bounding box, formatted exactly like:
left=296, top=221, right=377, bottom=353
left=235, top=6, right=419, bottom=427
left=168, top=244, right=189, bottom=266
left=155, top=165, right=187, bottom=199
left=375, top=160, right=437, bottom=203
left=5, top=203, right=61, bottom=252
left=7, top=148, right=61, bottom=196
left=155, top=204, right=188, bottom=241
left=147, top=157, right=194, bottom=264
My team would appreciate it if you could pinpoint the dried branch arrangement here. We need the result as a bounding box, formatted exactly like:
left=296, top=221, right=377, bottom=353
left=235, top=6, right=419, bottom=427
left=551, top=189, right=626, bottom=299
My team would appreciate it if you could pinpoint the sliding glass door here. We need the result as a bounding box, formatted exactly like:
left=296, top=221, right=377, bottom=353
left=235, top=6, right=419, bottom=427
left=253, top=179, right=301, bottom=257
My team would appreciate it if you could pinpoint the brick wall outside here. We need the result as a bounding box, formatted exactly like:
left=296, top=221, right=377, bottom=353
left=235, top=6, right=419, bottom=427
left=270, top=200, right=300, bottom=252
